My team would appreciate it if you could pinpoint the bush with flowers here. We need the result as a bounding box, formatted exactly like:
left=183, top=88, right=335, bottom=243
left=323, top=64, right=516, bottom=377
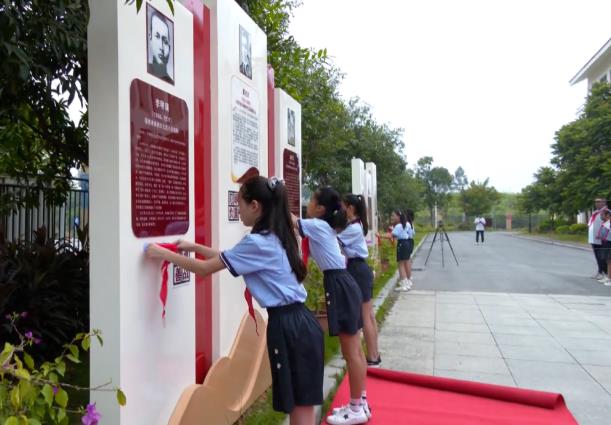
left=0, top=312, right=125, bottom=424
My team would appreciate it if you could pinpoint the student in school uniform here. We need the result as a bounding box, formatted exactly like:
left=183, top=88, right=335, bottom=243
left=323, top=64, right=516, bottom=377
left=474, top=215, right=486, bottom=245
left=379, top=209, right=413, bottom=292
left=338, top=194, right=380, bottom=368
left=404, top=208, right=416, bottom=286
left=598, top=208, right=611, bottom=286
left=295, top=187, right=370, bottom=425
left=145, top=176, right=323, bottom=425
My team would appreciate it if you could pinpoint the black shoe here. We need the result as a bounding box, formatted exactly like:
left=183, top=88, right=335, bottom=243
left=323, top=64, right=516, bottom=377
left=366, top=356, right=381, bottom=367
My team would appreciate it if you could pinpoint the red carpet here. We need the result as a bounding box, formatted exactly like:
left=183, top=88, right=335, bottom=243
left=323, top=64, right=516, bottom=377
left=328, top=368, right=578, bottom=424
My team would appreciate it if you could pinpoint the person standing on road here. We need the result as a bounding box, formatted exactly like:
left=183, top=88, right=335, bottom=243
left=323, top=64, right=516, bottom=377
left=588, top=198, right=608, bottom=281
left=597, top=208, right=611, bottom=286
left=474, top=215, right=486, bottom=246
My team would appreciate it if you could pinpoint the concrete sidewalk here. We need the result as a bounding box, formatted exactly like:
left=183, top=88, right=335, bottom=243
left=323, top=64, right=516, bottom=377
left=379, top=290, right=611, bottom=425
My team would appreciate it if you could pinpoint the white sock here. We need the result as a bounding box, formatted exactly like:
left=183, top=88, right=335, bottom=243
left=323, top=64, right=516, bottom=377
left=361, top=390, right=367, bottom=400
left=350, top=398, right=362, bottom=412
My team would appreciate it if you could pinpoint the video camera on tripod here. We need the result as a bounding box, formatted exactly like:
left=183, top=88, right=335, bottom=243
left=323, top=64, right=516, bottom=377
left=424, top=220, right=459, bottom=267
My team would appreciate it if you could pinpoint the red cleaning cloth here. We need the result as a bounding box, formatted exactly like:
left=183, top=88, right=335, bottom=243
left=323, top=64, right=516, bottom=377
left=330, top=369, right=578, bottom=425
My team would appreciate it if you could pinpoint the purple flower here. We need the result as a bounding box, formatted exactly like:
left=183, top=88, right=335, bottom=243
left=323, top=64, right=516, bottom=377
left=25, top=331, right=33, bottom=339
left=82, top=403, right=101, bottom=425
left=20, top=312, right=28, bottom=318
left=52, top=386, right=58, bottom=395
left=33, top=337, right=41, bottom=345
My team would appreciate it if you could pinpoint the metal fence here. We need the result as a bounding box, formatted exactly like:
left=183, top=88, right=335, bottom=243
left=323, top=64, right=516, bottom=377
left=416, top=213, right=548, bottom=231
left=0, top=178, right=89, bottom=244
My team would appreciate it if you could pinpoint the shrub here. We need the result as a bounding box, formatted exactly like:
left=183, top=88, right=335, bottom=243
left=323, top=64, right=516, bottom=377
left=0, top=227, right=89, bottom=361
left=0, top=313, right=125, bottom=424
left=569, top=223, right=588, bottom=234
left=555, top=225, right=571, bottom=234
left=537, top=220, right=554, bottom=232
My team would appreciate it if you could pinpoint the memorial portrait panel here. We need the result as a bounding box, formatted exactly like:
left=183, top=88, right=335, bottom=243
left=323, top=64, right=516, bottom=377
left=147, top=4, right=175, bottom=84
left=287, top=108, right=296, bottom=146
left=239, top=25, right=252, bottom=79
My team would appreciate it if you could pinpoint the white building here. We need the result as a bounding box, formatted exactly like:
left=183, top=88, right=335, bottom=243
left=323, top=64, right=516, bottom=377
left=570, top=37, right=611, bottom=89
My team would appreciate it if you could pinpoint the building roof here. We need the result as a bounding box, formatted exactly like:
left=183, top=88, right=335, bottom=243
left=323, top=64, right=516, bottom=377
left=570, top=37, right=611, bottom=85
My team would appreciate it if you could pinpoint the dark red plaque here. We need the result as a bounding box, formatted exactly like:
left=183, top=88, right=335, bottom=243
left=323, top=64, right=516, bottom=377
left=130, top=79, right=189, bottom=237
left=283, top=149, right=300, bottom=216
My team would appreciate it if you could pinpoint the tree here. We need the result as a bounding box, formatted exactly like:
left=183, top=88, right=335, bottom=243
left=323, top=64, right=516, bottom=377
left=0, top=1, right=89, bottom=210
left=551, top=82, right=611, bottom=213
left=453, top=166, right=468, bottom=192
left=459, top=178, right=500, bottom=217
left=518, top=166, right=564, bottom=223
left=415, top=157, right=453, bottom=225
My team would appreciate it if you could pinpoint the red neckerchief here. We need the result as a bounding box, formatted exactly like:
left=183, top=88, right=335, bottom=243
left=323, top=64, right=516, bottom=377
left=155, top=243, right=179, bottom=319
left=589, top=210, right=602, bottom=225
left=153, top=242, right=259, bottom=334
left=301, top=237, right=310, bottom=266
left=244, top=289, right=258, bottom=335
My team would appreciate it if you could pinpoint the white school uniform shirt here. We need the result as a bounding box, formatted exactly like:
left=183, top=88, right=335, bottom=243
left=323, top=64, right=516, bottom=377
left=220, top=232, right=306, bottom=308
left=588, top=209, right=604, bottom=244
left=337, top=221, right=369, bottom=259
left=474, top=217, right=486, bottom=231
left=298, top=218, right=346, bottom=270
left=391, top=223, right=412, bottom=240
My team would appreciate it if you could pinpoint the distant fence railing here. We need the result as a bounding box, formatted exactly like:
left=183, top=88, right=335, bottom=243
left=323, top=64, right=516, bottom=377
left=415, top=213, right=548, bottom=231
left=0, top=178, right=89, bottom=244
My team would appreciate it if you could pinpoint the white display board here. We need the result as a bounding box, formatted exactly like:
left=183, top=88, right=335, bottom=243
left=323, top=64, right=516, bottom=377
left=206, top=0, right=269, bottom=359
left=88, top=1, right=195, bottom=423
left=351, top=158, right=378, bottom=245
left=274, top=88, right=302, bottom=216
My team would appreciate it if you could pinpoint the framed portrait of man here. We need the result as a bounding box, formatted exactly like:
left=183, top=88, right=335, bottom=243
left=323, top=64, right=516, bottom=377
left=287, top=108, right=296, bottom=146
left=239, top=25, right=252, bottom=79
left=147, top=4, right=175, bottom=84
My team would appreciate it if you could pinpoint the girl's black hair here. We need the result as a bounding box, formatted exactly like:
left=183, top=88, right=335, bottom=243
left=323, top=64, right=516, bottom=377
left=405, top=208, right=414, bottom=226
left=314, top=187, right=347, bottom=230
left=240, top=176, right=307, bottom=282
left=343, top=194, right=368, bottom=236
left=393, top=209, right=407, bottom=229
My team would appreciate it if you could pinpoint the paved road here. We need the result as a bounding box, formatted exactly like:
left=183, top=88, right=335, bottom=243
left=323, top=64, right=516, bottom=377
left=412, top=231, right=609, bottom=295
left=377, top=232, right=611, bottom=425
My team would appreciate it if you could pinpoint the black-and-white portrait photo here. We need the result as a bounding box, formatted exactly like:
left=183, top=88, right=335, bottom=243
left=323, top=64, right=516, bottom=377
left=287, top=108, right=296, bottom=146
left=147, top=4, right=174, bottom=84
left=239, top=25, right=252, bottom=79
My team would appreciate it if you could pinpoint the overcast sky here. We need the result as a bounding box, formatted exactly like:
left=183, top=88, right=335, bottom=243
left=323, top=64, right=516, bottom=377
left=289, top=0, right=611, bottom=193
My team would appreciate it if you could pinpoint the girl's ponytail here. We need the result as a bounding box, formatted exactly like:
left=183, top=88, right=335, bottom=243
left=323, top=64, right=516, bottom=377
left=394, top=209, right=406, bottom=230
left=240, top=176, right=307, bottom=282
left=405, top=208, right=414, bottom=226
left=343, top=193, right=369, bottom=236
left=315, top=187, right=347, bottom=230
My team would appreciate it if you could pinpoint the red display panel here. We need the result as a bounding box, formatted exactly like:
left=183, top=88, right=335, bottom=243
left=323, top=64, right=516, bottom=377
left=130, top=78, right=189, bottom=237
left=283, top=148, right=300, bottom=216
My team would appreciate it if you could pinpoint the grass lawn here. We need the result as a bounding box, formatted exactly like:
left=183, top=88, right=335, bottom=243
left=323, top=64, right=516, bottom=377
left=521, top=231, right=588, bottom=245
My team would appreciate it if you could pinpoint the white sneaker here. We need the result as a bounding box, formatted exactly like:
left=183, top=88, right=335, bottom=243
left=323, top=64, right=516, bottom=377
left=407, top=278, right=414, bottom=287
left=326, top=405, right=368, bottom=424
left=394, top=284, right=410, bottom=292
left=597, top=275, right=608, bottom=283
left=603, top=278, right=611, bottom=286
left=332, top=401, right=372, bottom=419
left=592, top=272, right=604, bottom=280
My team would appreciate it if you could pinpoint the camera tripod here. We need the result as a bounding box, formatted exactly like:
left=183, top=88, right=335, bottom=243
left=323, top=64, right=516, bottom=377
left=424, top=222, right=459, bottom=267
